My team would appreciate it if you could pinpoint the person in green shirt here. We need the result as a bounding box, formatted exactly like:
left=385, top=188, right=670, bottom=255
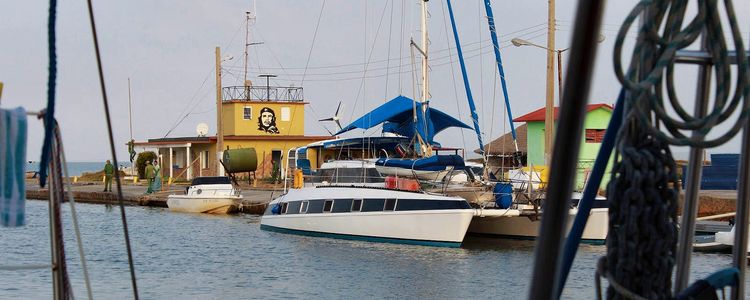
left=145, top=160, right=156, bottom=194
left=103, top=160, right=114, bottom=192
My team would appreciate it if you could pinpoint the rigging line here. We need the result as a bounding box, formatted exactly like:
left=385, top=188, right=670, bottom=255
left=163, top=17, right=246, bottom=138
left=163, top=76, right=213, bottom=138
left=85, top=1, right=139, bottom=298
left=57, top=124, right=93, bottom=300
left=344, top=0, right=391, bottom=126
left=477, top=0, right=486, bottom=148
left=384, top=0, right=394, bottom=102
left=254, top=31, right=293, bottom=80
left=252, top=38, right=531, bottom=83
left=235, top=23, right=550, bottom=73
left=440, top=0, right=466, bottom=152
left=300, top=0, right=327, bottom=86
left=235, top=26, right=548, bottom=74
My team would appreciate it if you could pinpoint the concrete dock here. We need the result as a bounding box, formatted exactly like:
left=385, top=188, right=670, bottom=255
left=25, top=180, right=277, bottom=214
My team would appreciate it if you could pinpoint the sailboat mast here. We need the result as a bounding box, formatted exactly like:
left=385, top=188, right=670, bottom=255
left=420, top=0, right=429, bottom=105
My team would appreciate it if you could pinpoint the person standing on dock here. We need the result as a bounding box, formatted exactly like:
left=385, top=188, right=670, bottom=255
left=152, top=159, right=162, bottom=192
left=103, top=160, right=114, bottom=192
left=145, top=160, right=156, bottom=194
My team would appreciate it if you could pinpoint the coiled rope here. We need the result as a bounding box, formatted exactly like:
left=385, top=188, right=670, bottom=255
left=604, top=0, right=749, bottom=299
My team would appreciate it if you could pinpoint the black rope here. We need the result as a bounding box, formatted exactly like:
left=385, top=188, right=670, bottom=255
left=39, top=0, right=58, bottom=187
left=84, top=1, right=139, bottom=298
left=606, top=106, right=680, bottom=299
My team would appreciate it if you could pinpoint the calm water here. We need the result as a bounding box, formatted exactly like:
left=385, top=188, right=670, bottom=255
left=26, top=161, right=132, bottom=177
left=1, top=201, right=744, bottom=299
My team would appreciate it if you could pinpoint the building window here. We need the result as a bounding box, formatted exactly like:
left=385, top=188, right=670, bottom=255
left=281, top=107, right=290, bottom=121
left=243, top=106, right=252, bottom=120
left=200, top=150, right=210, bottom=169
left=585, top=129, right=606, bottom=143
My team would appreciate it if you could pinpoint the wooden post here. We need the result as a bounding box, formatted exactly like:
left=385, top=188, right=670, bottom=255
left=544, top=0, right=556, bottom=165
left=216, top=47, right=224, bottom=177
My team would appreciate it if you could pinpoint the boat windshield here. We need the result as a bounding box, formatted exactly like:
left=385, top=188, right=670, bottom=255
left=191, top=176, right=232, bottom=185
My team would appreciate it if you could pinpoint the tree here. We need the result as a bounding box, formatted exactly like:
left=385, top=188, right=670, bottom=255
left=135, top=151, right=157, bottom=179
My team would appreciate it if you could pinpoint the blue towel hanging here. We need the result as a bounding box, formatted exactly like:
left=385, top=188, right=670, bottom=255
left=0, top=107, right=28, bottom=227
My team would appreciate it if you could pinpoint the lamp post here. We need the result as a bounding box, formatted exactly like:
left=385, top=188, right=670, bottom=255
left=511, top=35, right=604, bottom=165
left=511, top=35, right=605, bottom=105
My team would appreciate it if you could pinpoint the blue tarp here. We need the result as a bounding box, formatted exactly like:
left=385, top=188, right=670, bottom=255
left=334, top=96, right=471, bottom=145
left=375, top=154, right=465, bottom=172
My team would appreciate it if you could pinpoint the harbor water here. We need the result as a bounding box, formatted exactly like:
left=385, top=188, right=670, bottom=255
left=2, top=200, right=746, bottom=299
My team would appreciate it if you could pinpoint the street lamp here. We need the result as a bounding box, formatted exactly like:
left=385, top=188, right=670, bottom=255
left=511, top=35, right=605, bottom=104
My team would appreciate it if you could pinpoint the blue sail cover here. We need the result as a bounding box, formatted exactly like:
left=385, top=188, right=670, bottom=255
left=334, top=96, right=471, bottom=144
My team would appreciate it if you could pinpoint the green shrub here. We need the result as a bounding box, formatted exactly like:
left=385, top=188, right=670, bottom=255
left=135, top=151, right=157, bottom=179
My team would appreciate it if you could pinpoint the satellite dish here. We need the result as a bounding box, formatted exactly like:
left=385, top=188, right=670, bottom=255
left=196, top=123, right=209, bottom=137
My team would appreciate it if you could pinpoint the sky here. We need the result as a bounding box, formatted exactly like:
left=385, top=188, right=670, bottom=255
left=1, top=1, right=748, bottom=162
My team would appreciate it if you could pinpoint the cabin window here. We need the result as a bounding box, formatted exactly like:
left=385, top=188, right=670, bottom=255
left=281, top=107, right=291, bottom=121
left=323, top=200, right=333, bottom=213
left=281, top=202, right=288, bottom=214
left=384, top=199, right=397, bottom=211
left=362, top=199, right=385, bottom=212
left=243, top=106, right=252, bottom=120
left=352, top=199, right=363, bottom=212
left=300, top=201, right=309, bottom=213
left=332, top=199, right=353, bottom=213
left=585, top=129, right=605, bottom=143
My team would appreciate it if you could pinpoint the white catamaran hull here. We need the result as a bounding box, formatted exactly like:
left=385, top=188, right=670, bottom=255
left=260, top=187, right=474, bottom=246
left=167, top=195, right=241, bottom=214
left=468, top=208, right=609, bottom=242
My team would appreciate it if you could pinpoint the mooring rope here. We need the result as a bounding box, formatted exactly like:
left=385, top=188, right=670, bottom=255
left=84, top=0, right=139, bottom=298
left=605, top=0, right=749, bottom=299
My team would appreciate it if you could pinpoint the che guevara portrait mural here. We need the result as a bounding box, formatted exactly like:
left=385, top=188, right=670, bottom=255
left=258, top=107, right=280, bottom=134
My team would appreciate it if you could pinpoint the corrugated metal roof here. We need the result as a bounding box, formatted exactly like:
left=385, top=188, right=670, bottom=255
left=512, top=103, right=613, bottom=122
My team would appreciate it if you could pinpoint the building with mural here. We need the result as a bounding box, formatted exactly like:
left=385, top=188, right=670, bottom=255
left=134, top=85, right=330, bottom=180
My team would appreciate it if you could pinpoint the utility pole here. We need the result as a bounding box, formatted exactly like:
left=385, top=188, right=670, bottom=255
left=215, top=47, right=224, bottom=176
left=544, top=0, right=556, bottom=165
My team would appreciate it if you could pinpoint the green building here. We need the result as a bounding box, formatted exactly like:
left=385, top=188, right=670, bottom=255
left=512, top=103, right=614, bottom=190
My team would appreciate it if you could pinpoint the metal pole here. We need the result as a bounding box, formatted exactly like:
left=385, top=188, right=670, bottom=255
left=543, top=0, right=556, bottom=166
left=674, top=35, right=711, bottom=293
left=732, top=115, right=750, bottom=300
left=556, top=50, right=563, bottom=106
left=528, top=0, right=605, bottom=298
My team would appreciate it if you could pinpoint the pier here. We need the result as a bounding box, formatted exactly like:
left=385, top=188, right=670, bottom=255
left=25, top=180, right=276, bottom=214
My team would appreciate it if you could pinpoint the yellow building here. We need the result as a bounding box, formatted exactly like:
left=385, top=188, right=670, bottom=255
left=135, top=85, right=330, bottom=180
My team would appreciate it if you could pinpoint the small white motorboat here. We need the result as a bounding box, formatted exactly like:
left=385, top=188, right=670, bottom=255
left=167, top=176, right=242, bottom=214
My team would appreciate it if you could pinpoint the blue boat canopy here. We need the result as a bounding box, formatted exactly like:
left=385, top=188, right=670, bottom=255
left=334, top=96, right=471, bottom=144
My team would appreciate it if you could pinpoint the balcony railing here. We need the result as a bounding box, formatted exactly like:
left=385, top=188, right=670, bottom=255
left=222, top=86, right=304, bottom=102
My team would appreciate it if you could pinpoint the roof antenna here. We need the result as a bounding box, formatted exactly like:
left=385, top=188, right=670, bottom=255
left=319, top=101, right=343, bottom=131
